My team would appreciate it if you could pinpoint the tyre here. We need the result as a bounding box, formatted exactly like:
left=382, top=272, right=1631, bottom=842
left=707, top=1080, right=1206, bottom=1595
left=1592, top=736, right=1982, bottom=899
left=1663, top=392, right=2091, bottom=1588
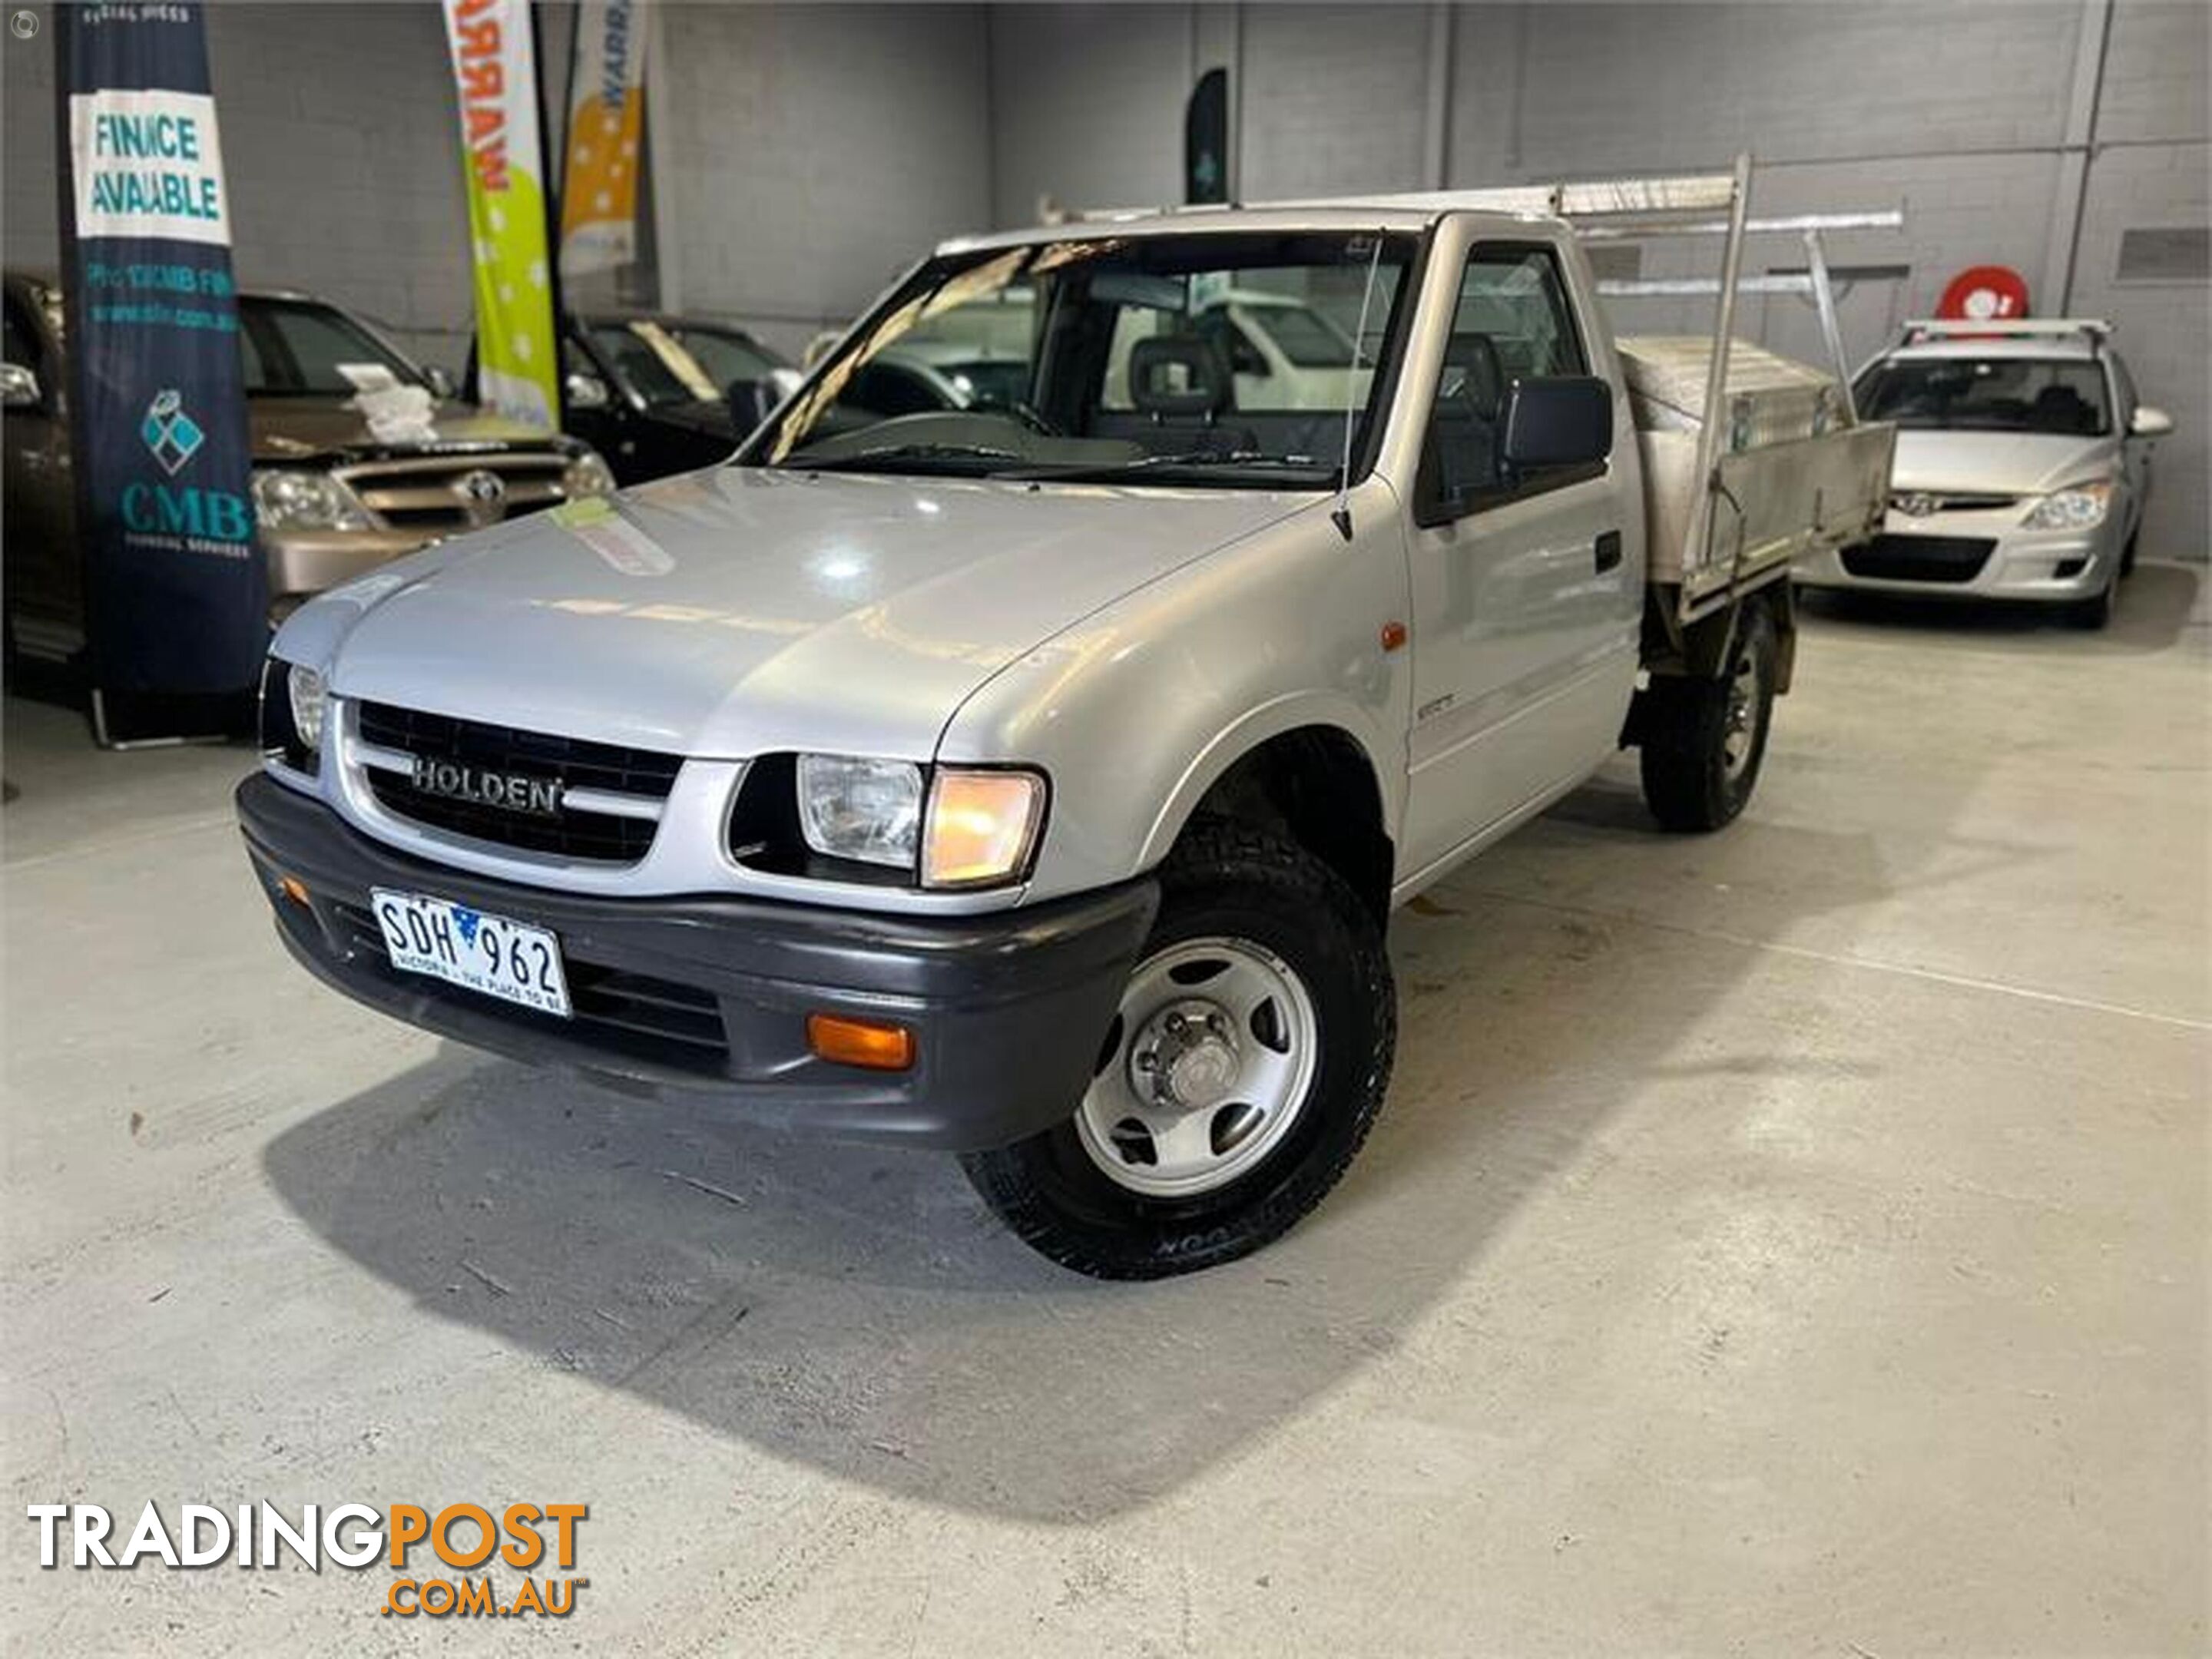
left=1638, top=600, right=1778, bottom=833
left=960, top=820, right=1396, bottom=1280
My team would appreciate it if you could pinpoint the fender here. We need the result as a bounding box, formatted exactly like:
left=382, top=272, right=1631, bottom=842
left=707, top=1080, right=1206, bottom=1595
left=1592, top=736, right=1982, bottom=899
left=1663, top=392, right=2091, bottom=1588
left=1136, top=691, right=1404, bottom=872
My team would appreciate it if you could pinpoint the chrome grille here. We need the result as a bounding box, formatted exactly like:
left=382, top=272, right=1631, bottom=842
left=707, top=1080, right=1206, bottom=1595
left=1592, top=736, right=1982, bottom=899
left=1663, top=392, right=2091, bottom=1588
left=1890, top=491, right=2021, bottom=516
left=353, top=700, right=681, bottom=863
left=335, top=451, right=573, bottom=532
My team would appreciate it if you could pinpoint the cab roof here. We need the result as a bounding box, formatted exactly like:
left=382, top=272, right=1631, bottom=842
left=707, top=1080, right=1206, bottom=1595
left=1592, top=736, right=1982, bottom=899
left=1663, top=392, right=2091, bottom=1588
left=936, top=201, right=1557, bottom=257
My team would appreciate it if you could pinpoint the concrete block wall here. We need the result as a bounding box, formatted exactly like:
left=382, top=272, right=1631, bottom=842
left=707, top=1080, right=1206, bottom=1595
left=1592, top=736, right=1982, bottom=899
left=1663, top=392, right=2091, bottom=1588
left=2, top=2, right=989, bottom=369
left=986, top=0, right=2211, bottom=558
left=4, top=4, right=474, bottom=366
left=655, top=3, right=992, bottom=359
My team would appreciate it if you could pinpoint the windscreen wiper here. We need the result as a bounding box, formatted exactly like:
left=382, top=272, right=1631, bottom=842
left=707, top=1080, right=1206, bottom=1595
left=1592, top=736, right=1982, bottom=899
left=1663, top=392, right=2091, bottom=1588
left=783, top=441, right=1026, bottom=474
left=1001, top=451, right=1336, bottom=485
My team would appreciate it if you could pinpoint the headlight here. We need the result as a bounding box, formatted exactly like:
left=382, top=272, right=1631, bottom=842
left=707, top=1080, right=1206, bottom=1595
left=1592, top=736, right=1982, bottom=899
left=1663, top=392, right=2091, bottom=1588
left=923, top=768, right=1047, bottom=889
left=561, top=450, right=618, bottom=498
left=791, top=757, right=1048, bottom=886
left=287, top=664, right=326, bottom=752
left=2023, top=481, right=2111, bottom=530
left=251, top=469, right=369, bottom=531
left=796, top=755, right=922, bottom=868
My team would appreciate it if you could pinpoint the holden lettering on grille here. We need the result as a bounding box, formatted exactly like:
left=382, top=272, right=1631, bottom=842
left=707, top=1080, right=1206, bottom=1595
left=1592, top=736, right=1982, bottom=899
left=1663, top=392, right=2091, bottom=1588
left=409, top=755, right=564, bottom=816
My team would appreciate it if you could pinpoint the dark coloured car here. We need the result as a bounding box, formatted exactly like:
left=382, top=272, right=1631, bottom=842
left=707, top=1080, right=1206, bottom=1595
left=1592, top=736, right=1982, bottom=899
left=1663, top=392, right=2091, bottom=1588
left=549, top=313, right=799, bottom=486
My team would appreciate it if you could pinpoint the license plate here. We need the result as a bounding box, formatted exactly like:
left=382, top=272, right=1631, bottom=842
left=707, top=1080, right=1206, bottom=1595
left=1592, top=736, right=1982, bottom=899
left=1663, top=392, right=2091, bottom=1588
left=368, top=888, right=571, bottom=1018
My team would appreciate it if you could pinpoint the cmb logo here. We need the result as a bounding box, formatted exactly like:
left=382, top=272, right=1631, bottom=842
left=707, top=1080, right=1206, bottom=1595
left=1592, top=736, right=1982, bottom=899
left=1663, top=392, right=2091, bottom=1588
left=121, top=386, right=251, bottom=545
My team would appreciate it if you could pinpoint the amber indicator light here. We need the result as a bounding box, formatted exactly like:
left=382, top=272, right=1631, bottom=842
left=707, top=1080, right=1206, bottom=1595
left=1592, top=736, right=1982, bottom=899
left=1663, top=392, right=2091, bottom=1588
left=806, top=1012, right=916, bottom=1071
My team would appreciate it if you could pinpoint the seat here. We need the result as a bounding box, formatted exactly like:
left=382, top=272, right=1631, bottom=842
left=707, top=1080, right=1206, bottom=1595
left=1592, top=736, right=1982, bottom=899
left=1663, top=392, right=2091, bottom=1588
left=1125, top=333, right=1253, bottom=454
left=2031, top=382, right=2096, bottom=435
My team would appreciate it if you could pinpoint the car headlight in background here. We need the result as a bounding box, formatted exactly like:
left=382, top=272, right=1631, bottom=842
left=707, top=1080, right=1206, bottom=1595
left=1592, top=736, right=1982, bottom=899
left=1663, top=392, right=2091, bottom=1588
left=251, top=469, right=371, bottom=531
left=2022, top=480, right=2111, bottom=531
left=287, top=664, right=327, bottom=752
left=796, top=755, right=923, bottom=869
left=561, top=450, right=618, bottom=499
left=793, top=756, right=1048, bottom=887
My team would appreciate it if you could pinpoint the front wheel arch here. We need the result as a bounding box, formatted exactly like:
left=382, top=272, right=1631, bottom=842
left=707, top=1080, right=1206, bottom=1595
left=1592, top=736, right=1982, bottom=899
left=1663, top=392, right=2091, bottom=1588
left=1144, top=717, right=1397, bottom=923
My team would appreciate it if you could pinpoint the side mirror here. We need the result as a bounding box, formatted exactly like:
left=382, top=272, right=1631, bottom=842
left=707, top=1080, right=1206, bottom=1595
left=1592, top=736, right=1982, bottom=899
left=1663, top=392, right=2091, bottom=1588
left=2131, top=405, right=2174, bottom=439
left=564, top=370, right=611, bottom=411
left=422, top=364, right=455, bottom=400
left=725, top=376, right=784, bottom=436
left=0, top=362, right=41, bottom=409
left=1500, top=375, right=1614, bottom=472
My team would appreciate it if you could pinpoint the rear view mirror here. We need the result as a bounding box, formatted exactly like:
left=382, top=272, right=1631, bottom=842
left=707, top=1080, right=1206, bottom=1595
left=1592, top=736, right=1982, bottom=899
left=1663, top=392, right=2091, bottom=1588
left=1500, top=375, right=1613, bottom=472
left=2131, top=405, right=2174, bottom=438
left=0, top=362, right=41, bottom=409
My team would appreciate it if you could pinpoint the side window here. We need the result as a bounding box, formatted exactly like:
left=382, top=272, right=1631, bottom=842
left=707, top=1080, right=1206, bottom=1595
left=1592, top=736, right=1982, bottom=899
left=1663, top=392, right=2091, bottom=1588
left=1426, top=244, right=1588, bottom=504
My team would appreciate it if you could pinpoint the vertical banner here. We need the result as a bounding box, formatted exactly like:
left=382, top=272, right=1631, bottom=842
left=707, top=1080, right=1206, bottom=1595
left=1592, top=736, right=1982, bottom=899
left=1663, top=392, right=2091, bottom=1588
left=558, top=0, right=647, bottom=280
left=56, top=2, right=263, bottom=730
left=442, top=0, right=559, bottom=427
left=1185, top=67, right=1230, bottom=205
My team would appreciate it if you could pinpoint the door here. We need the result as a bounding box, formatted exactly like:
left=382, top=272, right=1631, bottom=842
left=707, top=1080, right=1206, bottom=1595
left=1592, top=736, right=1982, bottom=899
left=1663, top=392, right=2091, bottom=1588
left=1399, top=240, right=1641, bottom=879
left=2, top=286, right=82, bottom=647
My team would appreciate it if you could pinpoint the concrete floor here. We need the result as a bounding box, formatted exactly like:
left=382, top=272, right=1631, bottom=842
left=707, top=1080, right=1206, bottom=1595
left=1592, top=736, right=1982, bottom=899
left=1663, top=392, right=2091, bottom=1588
left=3, top=567, right=2206, bottom=1656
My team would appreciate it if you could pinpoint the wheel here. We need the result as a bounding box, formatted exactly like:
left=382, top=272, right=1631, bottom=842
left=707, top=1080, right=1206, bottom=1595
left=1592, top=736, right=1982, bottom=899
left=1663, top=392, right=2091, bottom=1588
left=1638, top=601, right=1778, bottom=833
left=960, top=821, right=1396, bottom=1280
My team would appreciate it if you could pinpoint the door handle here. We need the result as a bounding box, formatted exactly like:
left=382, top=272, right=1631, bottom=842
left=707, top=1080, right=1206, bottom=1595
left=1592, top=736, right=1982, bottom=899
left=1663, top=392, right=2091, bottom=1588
left=1594, top=530, right=1623, bottom=573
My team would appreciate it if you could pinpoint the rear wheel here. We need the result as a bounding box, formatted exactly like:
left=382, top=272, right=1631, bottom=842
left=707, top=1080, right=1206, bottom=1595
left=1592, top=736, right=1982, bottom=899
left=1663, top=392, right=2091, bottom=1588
left=961, top=821, right=1395, bottom=1280
left=1638, top=601, right=1778, bottom=833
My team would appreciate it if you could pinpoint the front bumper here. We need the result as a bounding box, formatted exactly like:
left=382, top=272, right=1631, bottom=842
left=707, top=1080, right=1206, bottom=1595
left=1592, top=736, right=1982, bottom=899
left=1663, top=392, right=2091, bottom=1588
left=1796, top=505, right=2121, bottom=601
left=237, top=773, right=1156, bottom=1150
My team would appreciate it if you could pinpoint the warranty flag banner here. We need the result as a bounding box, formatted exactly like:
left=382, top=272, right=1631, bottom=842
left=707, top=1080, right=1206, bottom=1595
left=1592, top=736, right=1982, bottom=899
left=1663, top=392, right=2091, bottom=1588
left=559, top=0, right=647, bottom=279
left=56, top=0, right=264, bottom=719
left=442, top=0, right=560, bottom=427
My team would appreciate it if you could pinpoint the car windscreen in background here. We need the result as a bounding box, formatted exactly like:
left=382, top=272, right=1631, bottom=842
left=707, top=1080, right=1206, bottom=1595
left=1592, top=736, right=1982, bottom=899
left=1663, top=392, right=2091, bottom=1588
left=1856, top=356, right=2111, bottom=436
left=239, top=299, right=422, bottom=396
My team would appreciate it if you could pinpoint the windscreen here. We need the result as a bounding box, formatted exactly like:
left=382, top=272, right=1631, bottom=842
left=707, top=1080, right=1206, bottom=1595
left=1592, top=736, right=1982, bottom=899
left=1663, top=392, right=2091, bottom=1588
left=1855, top=356, right=2111, bottom=436
left=752, top=230, right=1417, bottom=489
left=238, top=297, right=423, bottom=396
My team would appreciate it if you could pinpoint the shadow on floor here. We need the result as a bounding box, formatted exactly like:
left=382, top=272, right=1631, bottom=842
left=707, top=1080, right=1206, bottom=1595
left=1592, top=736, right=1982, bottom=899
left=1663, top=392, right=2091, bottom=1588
left=260, top=760, right=2005, bottom=1523
left=1799, top=558, right=2202, bottom=654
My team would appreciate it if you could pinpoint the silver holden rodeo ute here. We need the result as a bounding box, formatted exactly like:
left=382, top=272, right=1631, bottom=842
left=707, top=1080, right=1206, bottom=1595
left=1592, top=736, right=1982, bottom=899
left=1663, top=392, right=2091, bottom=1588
left=239, top=165, right=1896, bottom=1278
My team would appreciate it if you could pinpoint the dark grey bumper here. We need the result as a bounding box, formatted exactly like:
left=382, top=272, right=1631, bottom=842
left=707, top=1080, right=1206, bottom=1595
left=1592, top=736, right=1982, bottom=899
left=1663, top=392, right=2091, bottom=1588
left=237, top=773, right=1157, bottom=1150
